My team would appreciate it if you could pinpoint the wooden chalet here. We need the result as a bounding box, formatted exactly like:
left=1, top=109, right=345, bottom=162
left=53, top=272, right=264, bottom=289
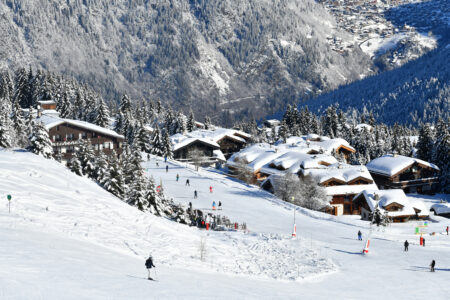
left=300, top=164, right=378, bottom=216
left=366, top=154, right=440, bottom=194
left=39, top=115, right=124, bottom=163
left=172, top=137, right=223, bottom=166
left=352, top=189, right=425, bottom=223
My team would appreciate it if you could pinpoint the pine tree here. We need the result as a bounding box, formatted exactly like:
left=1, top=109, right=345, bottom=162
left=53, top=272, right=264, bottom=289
left=134, top=123, right=151, bottom=154
left=432, top=119, right=450, bottom=193
left=103, top=152, right=126, bottom=199
left=95, top=98, right=111, bottom=128
left=278, top=120, right=289, bottom=143
left=150, top=125, right=164, bottom=156
left=124, top=147, right=148, bottom=210
left=58, top=91, right=72, bottom=118
left=204, top=116, right=211, bottom=130
left=162, top=130, right=173, bottom=159
left=323, top=105, right=338, bottom=138
left=416, top=123, right=434, bottom=162
left=72, top=91, right=86, bottom=120
left=0, top=110, right=12, bottom=148
left=69, top=156, right=83, bottom=176
left=28, top=122, right=53, bottom=158
left=11, top=100, right=28, bottom=147
left=14, top=68, right=31, bottom=108
left=187, top=109, right=195, bottom=132
left=94, top=152, right=109, bottom=184
left=76, top=139, right=96, bottom=178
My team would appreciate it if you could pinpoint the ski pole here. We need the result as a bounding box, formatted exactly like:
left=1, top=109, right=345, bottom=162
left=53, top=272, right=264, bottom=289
left=154, top=268, right=158, bottom=280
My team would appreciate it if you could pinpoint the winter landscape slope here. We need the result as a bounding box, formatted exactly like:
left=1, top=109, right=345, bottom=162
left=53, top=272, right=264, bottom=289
left=1, top=149, right=450, bottom=299
left=0, top=0, right=372, bottom=123
left=304, top=0, right=449, bottom=125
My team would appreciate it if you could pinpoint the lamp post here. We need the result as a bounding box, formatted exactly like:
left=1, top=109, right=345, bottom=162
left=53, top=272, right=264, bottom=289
left=292, top=197, right=297, bottom=238
left=7, top=194, right=11, bottom=214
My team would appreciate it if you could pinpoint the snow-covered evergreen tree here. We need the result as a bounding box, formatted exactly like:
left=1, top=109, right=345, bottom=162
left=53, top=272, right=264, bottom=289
left=162, top=130, right=173, bottom=159
left=103, top=152, right=126, bottom=199
left=134, top=123, right=151, bottom=154
left=416, top=123, right=435, bottom=162
left=150, top=125, right=164, bottom=156
left=11, top=100, right=28, bottom=147
left=204, top=116, right=211, bottom=130
left=57, top=91, right=72, bottom=118
left=69, top=156, right=83, bottom=176
left=95, top=98, right=111, bottom=128
left=27, top=121, right=53, bottom=158
left=75, top=139, right=96, bottom=178
left=0, top=110, right=12, bottom=148
left=187, top=109, right=195, bottom=132
left=432, top=119, right=449, bottom=193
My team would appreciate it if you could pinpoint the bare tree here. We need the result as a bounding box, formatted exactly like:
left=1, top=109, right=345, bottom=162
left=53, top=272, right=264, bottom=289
left=233, top=160, right=255, bottom=183
left=187, top=148, right=205, bottom=171
left=199, top=237, right=207, bottom=262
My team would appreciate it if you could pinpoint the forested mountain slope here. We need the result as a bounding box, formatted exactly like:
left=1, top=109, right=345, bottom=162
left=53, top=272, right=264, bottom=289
left=304, top=0, right=449, bottom=126
left=0, top=0, right=372, bottom=125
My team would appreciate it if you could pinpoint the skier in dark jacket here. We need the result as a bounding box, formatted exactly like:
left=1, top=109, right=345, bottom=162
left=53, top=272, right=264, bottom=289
left=430, top=259, right=435, bottom=272
left=194, top=190, right=198, bottom=199
left=423, top=238, right=426, bottom=247
left=145, top=255, right=156, bottom=280
left=186, top=179, right=190, bottom=186
left=404, top=240, right=409, bottom=251
left=166, top=165, right=169, bottom=173
left=357, top=230, right=362, bottom=241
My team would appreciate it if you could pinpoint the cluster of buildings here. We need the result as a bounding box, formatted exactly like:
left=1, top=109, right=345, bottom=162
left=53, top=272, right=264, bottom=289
left=320, top=0, right=419, bottom=56
left=225, top=134, right=440, bottom=222
left=34, top=102, right=442, bottom=223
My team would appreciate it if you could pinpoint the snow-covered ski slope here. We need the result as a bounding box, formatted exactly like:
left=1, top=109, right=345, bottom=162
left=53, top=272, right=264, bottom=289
left=1, top=149, right=450, bottom=299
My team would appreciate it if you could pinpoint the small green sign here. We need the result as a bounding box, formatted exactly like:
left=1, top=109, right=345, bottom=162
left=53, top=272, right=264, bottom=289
left=7, top=195, right=11, bottom=201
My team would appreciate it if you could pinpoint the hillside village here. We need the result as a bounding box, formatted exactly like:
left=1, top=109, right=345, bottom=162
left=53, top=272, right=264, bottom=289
left=319, top=0, right=437, bottom=68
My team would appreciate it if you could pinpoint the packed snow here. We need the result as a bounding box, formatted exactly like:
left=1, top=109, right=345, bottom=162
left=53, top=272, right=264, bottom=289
left=1, top=149, right=450, bottom=299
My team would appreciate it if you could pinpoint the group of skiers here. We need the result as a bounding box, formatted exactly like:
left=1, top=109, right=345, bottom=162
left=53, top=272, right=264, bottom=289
left=358, top=230, right=438, bottom=272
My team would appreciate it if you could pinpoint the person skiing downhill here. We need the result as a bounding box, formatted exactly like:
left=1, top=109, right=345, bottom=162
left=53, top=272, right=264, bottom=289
left=209, top=186, right=213, bottom=193
left=166, top=165, right=169, bottom=173
left=218, top=201, right=222, bottom=210
left=357, top=230, right=362, bottom=241
left=430, top=260, right=435, bottom=272
left=194, top=190, right=198, bottom=199
left=404, top=240, right=409, bottom=251
left=186, top=179, right=190, bottom=186
left=212, top=201, right=216, bottom=210
left=145, top=255, right=156, bottom=280
left=176, top=173, right=179, bottom=182
left=446, top=226, right=449, bottom=235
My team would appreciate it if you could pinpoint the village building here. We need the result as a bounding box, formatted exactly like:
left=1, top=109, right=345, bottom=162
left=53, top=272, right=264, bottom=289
left=170, top=128, right=251, bottom=166
left=299, top=163, right=378, bottom=216
left=227, top=135, right=355, bottom=184
left=37, top=114, right=124, bottom=164
left=366, top=154, right=440, bottom=194
left=353, top=189, right=428, bottom=223
left=430, top=203, right=450, bottom=219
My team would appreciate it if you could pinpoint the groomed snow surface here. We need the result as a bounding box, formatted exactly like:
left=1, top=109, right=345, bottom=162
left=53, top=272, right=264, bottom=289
left=1, top=149, right=450, bottom=299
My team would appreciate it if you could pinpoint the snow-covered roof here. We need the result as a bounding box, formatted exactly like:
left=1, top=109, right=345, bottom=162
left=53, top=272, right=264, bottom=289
left=213, top=150, right=226, bottom=162
left=171, top=135, right=220, bottom=152
left=37, top=114, right=124, bottom=139
left=430, top=203, right=450, bottom=215
left=301, top=163, right=374, bottom=185
left=38, top=100, right=56, bottom=105
left=366, top=154, right=439, bottom=177
left=354, top=189, right=417, bottom=217
left=171, top=128, right=249, bottom=152
left=278, top=135, right=355, bottom=154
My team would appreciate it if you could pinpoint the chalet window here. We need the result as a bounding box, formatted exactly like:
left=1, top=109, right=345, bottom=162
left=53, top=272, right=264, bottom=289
left=92, top=132, right=97, bottom=138
left=94, top=144, right=99, bottom=151
left=56, top=126, right=59, bottom=131
left=82, top=132, right=87, bottom=139
left=119, top=142, right=123, bottom=148
left=99, top=144, right=103, bottom=150
left=104, top=142, right=111, bottom=149
left=66, top=133, right=75, bottom=141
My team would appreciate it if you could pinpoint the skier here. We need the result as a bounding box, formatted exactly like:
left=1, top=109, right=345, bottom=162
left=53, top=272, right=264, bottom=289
left=423, top=237, right=426, bottom=247
left=188, top=202, right=192, bottom=210
left=194, top=190, right=198, bottom=199
left=212, top=201, right=216, bottom=210
left=176, top=173, right=179, bottom=182
left=145, top=254, right=156, bottom=280
left=357, top=230, right=362, bottom=241
left=156, top=162, right=159, bottom=167
left=164, top=156, right=167, bottom=163
left=209, top=186, right=213, bottom=193
left=218, top=201, right=222, bottom=210
left=446, top=226, right=449, bottom=235
left=430, top=259, right=435, bottom=272
left=404, top=240, right=409, bottom=252
left=166, top=165, right=169, bottom=173
left=186, top=179, right=190, bottom=186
